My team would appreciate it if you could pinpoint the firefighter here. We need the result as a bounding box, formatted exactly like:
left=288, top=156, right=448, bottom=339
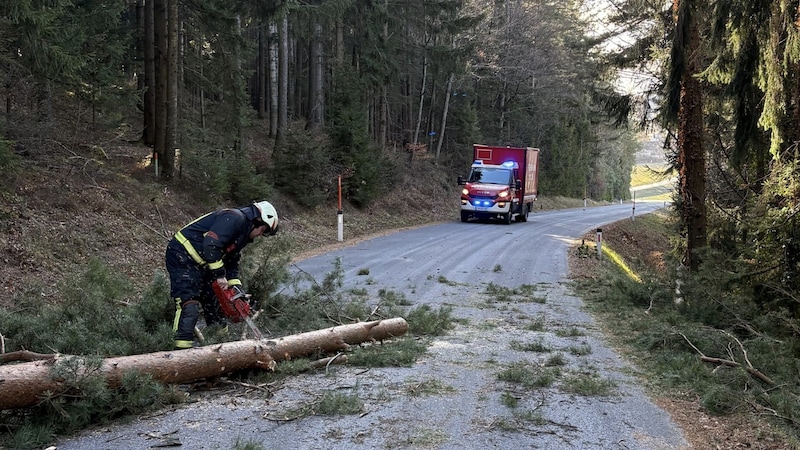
left=166, top=201, right=279, bottom=349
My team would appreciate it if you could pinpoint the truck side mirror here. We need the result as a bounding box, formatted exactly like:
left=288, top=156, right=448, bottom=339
left=457, top=176, right=466, bottom=185
left=515, top=180, right=521, bottom=190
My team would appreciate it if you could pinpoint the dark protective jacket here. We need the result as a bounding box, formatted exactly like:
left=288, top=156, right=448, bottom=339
left=172, top=205, right=259, bottom=280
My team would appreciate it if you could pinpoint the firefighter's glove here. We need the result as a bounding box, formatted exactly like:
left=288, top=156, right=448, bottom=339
left=215, top=277, right=228, bottom=290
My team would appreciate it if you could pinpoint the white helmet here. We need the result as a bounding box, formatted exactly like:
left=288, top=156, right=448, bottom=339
left=254, top=201, right=279, bottom=235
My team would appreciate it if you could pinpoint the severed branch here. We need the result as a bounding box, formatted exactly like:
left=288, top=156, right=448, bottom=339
left=746, top=398, right=800, bottom=426
left=679, top=333, right=774, bottom=386
left=645, top=292, right=655, bottom=314
left=290, top=264, right=339, bottom=305
left=217, top=378, right=275, bottom=394
left=310, top=353, right=348, bottom=371
left=126, top=209, right=171, bottom=240
left=289, top=264, right=356, bottom=324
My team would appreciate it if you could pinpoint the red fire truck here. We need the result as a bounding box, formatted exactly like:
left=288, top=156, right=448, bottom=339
left=457, top=145, right=539, bottom=224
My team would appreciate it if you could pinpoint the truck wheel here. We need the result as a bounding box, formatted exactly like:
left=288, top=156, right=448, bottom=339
left=517, top=204, right=528, bottom=222
left=503, top=212, right=513, bottom=224
left=460, top=211, right=469, bottom=222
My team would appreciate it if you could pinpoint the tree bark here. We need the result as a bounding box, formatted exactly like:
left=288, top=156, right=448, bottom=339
left=378, top=0, right=389, bottom=148
left=675, top=0, right=706, bottom=270
left=269, top=21, right=279, bottom=138
left=308, top=20, right=324, bottom=129
left=163, top=0, right=178, bottom=178
left=0, top=318, right=408, bottom=410
left=154, top=0, right=168, bottom=175
left=435, top=72, right=453, bottom=162
left=413, top=55, right=427, bottom=145
left=233, top=15, right=244, bottom=153
left=257, top=28, right=266, bottom=120
left=336, top=18, right=344, bottom=65
left=143, top=0, right=155, bottom=146
left=276, top=9, right=288, bottom=147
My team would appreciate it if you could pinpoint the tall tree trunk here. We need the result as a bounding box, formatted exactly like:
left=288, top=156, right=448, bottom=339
left=143, top=0, right=155, bottom=146
left=292, top=35, right=301, bottom=121
left=378, top=0, right=389, bottom=148
left=154, top=0, right=168, bottom=176
left=134, top=2, right=144, bottom=110
left=269, top=22, right=279, bottom=139
left=257, top=28, right=266, bottom=120
left=233, top=15, right=243, bottom=152
left=435, top=72, right=454, bottom=162
left=163, top=0, right=178, bottom=179
left=379, top=87, right=388, bottom=148
left=426, top=77, right=437, bottom=150
left=276, top=10, right=288, bottom=147
left=499, top=77, right=507, bottom=142
left=0, top=319, right=408, bottom=410
left=790, top=58, right=800, bottom=146
left=675, top=0, right=707, bottom=270
left=414, top=55, right=427, bottom=145
left=199, top=38, right=206, bottom=130
left=336, top=19, right=345, bottom=65
left=308, top=21, right=324, bottom=128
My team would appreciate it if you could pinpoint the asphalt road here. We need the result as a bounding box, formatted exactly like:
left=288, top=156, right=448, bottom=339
left=54, top=201, right=688, bottom=450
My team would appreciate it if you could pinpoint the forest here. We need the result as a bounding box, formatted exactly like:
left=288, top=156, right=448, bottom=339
left=3, top=0, right=800, bottom=446
left=1, top=0, right=643, bottom=206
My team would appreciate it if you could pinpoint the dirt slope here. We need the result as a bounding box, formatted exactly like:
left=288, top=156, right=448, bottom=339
left=0, top=142, right=456, bottom=308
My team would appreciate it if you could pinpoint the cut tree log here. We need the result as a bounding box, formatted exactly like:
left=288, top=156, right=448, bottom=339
left=0, top=317, right=408, bottom=410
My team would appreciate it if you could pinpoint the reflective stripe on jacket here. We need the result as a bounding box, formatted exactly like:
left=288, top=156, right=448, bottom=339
left=172, top=208, right=255, bottom=280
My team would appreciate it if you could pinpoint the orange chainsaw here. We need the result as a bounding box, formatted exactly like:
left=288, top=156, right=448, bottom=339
left=211, top=280, right=264, bottom=340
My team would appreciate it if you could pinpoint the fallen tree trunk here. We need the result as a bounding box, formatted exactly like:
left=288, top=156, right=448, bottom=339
left=0, top=317, right=408, bottom=410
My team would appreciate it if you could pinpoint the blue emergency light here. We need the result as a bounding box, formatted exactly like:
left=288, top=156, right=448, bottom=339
left=501, top=161, right=519, bottom=169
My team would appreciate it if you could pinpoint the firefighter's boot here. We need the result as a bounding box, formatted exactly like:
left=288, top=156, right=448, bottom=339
left=173, top=298, right=201, bottom=349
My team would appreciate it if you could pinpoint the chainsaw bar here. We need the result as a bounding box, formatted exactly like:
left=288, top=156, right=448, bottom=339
left=234, top=300, right=264, bottom=339
left=243, top=316, right=264, bottom=340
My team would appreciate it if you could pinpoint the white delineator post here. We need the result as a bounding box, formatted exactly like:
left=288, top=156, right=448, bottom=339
left=596, top=228, right=602, bottom=258
left=337, top=175, right=344, bottom=242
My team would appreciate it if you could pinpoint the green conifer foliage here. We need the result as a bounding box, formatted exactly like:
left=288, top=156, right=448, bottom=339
left=328, top=65, right=396, bottom=208
left=2, top=0, right=132, bottom=119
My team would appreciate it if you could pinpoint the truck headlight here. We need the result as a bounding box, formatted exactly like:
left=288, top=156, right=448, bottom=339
left=462, top=188, right=469, bottom=196
left=498, top=191, right=509, bottom=198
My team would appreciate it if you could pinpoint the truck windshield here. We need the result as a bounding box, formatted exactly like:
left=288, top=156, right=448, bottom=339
left=468, top=168, right=512, bottom=185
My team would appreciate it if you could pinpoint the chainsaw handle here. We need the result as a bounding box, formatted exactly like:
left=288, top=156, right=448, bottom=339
left=230, top=285, right=247, bottom=299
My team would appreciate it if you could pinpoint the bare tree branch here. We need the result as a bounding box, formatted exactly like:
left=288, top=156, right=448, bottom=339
left=679, top=332, right=774, bottom=386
